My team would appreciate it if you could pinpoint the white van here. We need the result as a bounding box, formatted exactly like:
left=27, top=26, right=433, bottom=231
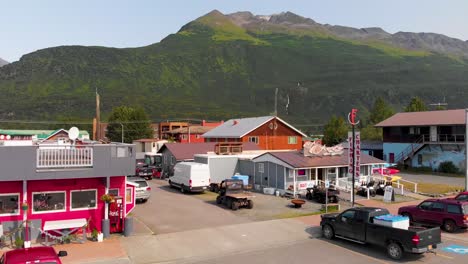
left=168, top=162, right=210, bottom=193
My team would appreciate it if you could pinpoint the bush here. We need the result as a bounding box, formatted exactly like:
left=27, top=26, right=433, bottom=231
left=438, top=161, right=459, bottom=174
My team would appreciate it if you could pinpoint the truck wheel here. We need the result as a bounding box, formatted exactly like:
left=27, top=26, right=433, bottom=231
left=322, top=225, right=334, bottom=239
left=168, top=180, right=173, bottom=188
left=216, top=196, right=222, bottom=204
left=247, top=200, right=254, bottom=209
left=231, top=201, right=239, bottom=211
left=443, top=219, right=457, bottom=233
left=180, top=185, right=185, bottom=194
left=387, top=242, right=403, bottom=260
left=226, top=198, right=232, bottom=209
left=213, top=185, right=219, bottom=193
left=306, top=193, right=312, bottom=200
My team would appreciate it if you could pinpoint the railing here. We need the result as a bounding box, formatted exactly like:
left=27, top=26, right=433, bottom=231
left=422, top=134, right=465, bottom=143
left=36, top=145, right=93, bottom=169
left=395, top=135, right=424, bottom=164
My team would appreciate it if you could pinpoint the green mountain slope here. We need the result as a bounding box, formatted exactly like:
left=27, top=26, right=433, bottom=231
left=1, top=10, right=467, bottom=128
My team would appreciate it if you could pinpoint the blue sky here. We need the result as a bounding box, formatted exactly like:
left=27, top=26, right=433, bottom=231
left=1, top=0, right=467, bottom=62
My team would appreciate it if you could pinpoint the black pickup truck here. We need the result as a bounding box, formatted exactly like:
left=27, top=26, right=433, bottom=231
left=320, top=207, right=441, bottom=260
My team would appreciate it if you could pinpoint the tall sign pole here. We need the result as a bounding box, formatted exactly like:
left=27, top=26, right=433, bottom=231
left=465, top=109, right=468, bottom=191
left=348, top=109, right=360, bottom=207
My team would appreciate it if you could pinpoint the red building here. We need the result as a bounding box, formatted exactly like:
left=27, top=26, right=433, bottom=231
left=202, top=116, right=307, bottom=151
left=167, top=120, right=224, bottom=143
left=0, top=139, right=136, bottom=246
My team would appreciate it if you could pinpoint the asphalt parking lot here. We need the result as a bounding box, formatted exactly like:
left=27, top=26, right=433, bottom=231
left=131, top=179, right=350, bottom=233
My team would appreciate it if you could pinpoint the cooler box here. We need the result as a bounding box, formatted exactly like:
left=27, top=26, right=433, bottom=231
left=373, top=214, right=410, bottom=230
left=231, top=175, right=249, bottom=186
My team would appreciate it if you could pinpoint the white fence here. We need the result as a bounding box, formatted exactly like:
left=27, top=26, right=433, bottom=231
left=36, top=146, right=93, bottom=168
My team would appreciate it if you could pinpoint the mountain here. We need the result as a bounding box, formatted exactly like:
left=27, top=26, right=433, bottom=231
left=0, top=10, right=467, bottom=131
left=0, top=58, right=8, bottom=67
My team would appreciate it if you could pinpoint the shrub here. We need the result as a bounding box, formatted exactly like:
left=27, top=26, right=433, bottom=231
left=438, top=161, right=459, bottom=174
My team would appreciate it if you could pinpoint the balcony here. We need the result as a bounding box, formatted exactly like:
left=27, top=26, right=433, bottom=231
left=36, top=145, right=93, bottom=169
left=421, top=134, right=465, bottom=144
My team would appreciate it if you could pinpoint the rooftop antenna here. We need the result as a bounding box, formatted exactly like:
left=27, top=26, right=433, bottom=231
left=429, top=96, right=448, bottom=109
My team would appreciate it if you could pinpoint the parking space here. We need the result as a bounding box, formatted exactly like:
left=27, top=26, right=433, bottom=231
left=130, top=179, right=249, bottom=235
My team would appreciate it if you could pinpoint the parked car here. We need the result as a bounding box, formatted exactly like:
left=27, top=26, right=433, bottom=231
left=398, top=198, right=468, bottom=232
left=321, top=207, right=441, bottom=260
left=0, top=246, right=67, bottom=264
left=168, top=162, right=210, bottom=193
left=454, top=191, right=468, bottom=201
left=127, top=176, right=151, bottom=203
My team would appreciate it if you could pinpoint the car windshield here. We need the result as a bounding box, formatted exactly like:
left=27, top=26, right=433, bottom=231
left=226, top=181, right=242, bottom=190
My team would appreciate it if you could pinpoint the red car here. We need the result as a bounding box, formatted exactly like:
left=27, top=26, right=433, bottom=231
left=454, top=191, right=468, bottom=201
left=0, top=246, right=67, bottom=264
left=398, top=198, right=468, bottom=233
left=372, top=167, right=400, bottom=175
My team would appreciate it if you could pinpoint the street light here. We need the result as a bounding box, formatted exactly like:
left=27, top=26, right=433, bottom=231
left=119, top=123, right=124, bottom=143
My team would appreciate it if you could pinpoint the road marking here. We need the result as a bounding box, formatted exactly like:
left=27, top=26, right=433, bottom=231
left=325, top=241, right=388, bottom=264
left=442, top=244, right=468, bottom=255
left=436, top=253, right=454, bottom=259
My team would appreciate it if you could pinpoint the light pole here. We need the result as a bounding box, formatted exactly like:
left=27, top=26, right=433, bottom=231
left=120, top=123, right=124, bottom=143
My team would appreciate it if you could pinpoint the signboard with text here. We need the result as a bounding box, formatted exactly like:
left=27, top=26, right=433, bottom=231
left=348, top=131, right=361, bottom=177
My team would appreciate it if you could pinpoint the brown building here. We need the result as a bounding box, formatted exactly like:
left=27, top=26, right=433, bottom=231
left=202, top=116, right=307, bottom=151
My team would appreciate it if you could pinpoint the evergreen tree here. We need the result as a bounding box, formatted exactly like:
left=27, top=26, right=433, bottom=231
left=361, top=97, right=395, bottom=140
left=404, top=97, right=428, bottom=112
left=106, top=106, right=153, bottom=143
left=322, top=115, right=348, bottom=146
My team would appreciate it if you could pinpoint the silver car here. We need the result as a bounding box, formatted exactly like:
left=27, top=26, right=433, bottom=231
left=128, top=176, right=151, bottom=203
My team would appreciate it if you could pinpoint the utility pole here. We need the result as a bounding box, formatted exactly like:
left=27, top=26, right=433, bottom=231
left=120, top=123, right=124, bottom=143
left=274, top=88, right=278, bottom=116
left=95, top=89, right=101, bottom=141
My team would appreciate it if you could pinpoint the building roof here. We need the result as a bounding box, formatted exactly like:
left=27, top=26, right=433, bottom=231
left=0, top=129, right=89, bottom=139
left=158, top=142, right=261, bottom=161
left=255, top=150, right=385, bottom=168
left=133, top=138, right=161, bottom=143
left=202, top=116, right=307, bottom=138
left=167, top=126, right=214, bottom=134
left=375, top=109, right=466, bottom=127
left=339, top=140, right=383, bottom=150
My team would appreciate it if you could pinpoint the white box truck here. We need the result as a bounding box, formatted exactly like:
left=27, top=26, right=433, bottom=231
left=168, top=162, right=210, bottom=193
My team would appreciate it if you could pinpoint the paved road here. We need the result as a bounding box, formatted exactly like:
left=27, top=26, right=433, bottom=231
left=194, top=234, right=468, bottom=264
left=131, top=179, right=249, bottom=235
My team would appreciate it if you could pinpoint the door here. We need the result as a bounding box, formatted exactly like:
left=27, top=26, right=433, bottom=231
left=430, top=126, right=437, bottom=142
left=414, top=201, right=434, bottom=224
left=335, top=210, right=357, bottom=238
left=425, top=202, right=446, bottom=225
left=389, top=153, right=395, bottom=163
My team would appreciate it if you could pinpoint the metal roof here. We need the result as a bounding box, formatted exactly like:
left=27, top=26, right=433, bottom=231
left=202, top=116, right=307, bottom=138
left=254, top=150, right=385, bottom=168
left=158, top=142, right=261, bottom=161
left=0, top=129, right=89, bottom=139
left=375, top=109, right=466, bottom=127
left=167, top=126, right=214, bottom=134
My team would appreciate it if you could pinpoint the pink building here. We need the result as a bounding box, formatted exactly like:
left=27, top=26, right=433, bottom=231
left=0, top=141, right=136, bottom=245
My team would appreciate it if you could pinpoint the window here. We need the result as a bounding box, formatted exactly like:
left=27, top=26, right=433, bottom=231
left=0, top=193, right=19, bottom=215
left=171, top=156, right=176, bottom=165
left=431, top=202, right=445, bottom=212
left=447, top=204, right=462, bottom=214
left=418, top=154, right=423, bottom=165
left=71, top=189, right=97, bottom=210
left=126, top=188, right=132, bottom=203
left=181, top=134, right=187, bottom=140
left=288, top=136, right=297, bottom=144
left=32, top=192, right=66, bottom=213
left=109, top=189, right=119, bottom=196
left=340, top=210, right=356, bottom=222
left=419, top=201, right=433, bottom=210
left=195, top=135, right=201, bottom=139
left=248, top=136, right=259, bottom=144
left=258, top=163, right=264, bottom=173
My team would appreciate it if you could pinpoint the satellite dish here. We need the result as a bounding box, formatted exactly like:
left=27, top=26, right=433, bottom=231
left=68, top=127, right=79, bottom=141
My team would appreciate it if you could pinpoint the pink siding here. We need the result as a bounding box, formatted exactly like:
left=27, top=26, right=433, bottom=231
left=0, top=176, right=129, bottom=234
left=0, top=181, right=23, bottom=222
